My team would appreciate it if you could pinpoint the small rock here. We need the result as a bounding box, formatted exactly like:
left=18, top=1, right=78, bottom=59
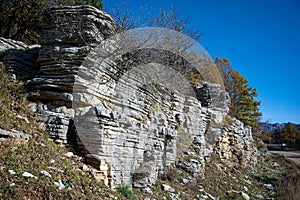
left=204, top=191, right=216, bottom=200
left=8, top=170, right=16, bottom=175
left=54, top=139, right=64, bottom=144
left=48, top=166, right=64, bottom=173
left=243, top=186, right=248, bottom=192
left=264, top=184, right=274, bottom=191
left=141, top=187, right=153, bottom=194
left=22, top=172, right=37, bottom=179
left=189, top=159, right=199, bottom=164
left=50, top=159, right=55, bottom=164
left=0, top=166, right=4, bottom=170
left=39, top=142, right=46, bottom=147
left=108, top=194, right=118, bottom=200
left=178, top=178, right=189, bottom=184
left=241, top=192, right=250, bottom=200
left=81, top=165, right=89, bottom=171
left=255, top=194, right=264, bottom=199
left=273, top=162, right=279, bottom=167
left=161, top=184, right=175, bottom=193
left=198, top=185, right=204, bottom=192
left=41, top=170, right=51, bottom=178
left=10, top=183, right=15, bottom=187
left=64, top=152, right=73, bottom=158
left=169, top=192, right=179, bottom=200
left=158, top=171, right=168, bottom=180
left=54, top=180, right=65, bottom=190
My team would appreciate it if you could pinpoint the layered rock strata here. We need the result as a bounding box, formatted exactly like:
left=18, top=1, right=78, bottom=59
left=26, top=6, right=118, bottom=143
left=0, top=37, right=40, bottom=80
left=0, top=5, right=258, bottom=190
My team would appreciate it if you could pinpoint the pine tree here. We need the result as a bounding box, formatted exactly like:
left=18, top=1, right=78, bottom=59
left=279, top=122, right=300, bottom=147
left=216, top=57, right=262, bottom=128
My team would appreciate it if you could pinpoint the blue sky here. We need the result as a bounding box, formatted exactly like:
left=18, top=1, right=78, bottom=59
left=104, top=0, right=300, bottom=123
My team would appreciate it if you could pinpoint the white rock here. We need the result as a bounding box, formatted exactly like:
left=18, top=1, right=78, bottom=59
left=273, top=162, right=279, bottom=167
left=264, top=184, right=274, bottom=190
left=22, top=172, right=37, bottom=179
left=179, top=178, right=190, bottom=184
left=198, top=185, right=204, bottom=192
left=64, top=152, right=73, bottom=158
left=50, top=159, right=55, bottom=164
left=243, top=186, right=248, bottom=192
left=255, top=194, right=264, bottom=199
left=82, top=165, right=89, bottom=171
left=141, top=187, right=153, bottom=194
left=204, top=191, right=216, bottom=200
left=8, top=170, right=16, bottom=175
left=0, top=166, right=4, bottom=170
left=241, top=192, right=250, bottom=200
left=10, top=183, right=15, bottom=187
left=41, top=170, right=51, bottom=178
left=54, top=180, right=65, bottom=190
left=48, top=166, right=64, bottom=173
left=161, top=184, right=175, bottom=193
left=169, top=193, right=179, bottom=200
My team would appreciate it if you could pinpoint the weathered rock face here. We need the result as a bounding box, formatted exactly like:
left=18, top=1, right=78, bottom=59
left=73, top=76, right=208, bottom=188
left=28, top=5, right=119, bottom=107
left=0, top=37, right=40, bottom=80
left=0, top=5, right=258, bottom=189
left=215, top=118, right=258, bottom=168
left=26, top=6, right=118, bottom=143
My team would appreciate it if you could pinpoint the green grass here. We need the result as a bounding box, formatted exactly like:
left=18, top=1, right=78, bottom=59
left=117, top=185, right=136, bottom=199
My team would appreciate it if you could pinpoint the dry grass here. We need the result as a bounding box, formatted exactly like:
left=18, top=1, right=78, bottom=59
left=272, top=154, right=300, bottom=200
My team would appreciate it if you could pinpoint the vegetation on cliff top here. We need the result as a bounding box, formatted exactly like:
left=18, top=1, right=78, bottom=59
left=0, top=0, right=103, bottom=44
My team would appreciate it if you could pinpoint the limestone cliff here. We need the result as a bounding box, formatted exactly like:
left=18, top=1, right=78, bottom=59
left=0, top=5, right=258, bottom=189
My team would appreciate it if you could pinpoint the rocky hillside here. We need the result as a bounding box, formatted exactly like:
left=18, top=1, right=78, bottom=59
left=0, top=5, right=259, bottom=189
left=2, top=5, right=298, bottom=200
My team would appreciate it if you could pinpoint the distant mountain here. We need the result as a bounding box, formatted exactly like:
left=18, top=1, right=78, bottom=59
left=259, top=122, right=300, bottom=132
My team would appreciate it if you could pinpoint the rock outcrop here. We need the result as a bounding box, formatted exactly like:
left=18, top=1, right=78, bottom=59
left=0, top=5, right=258, bottom=190
left=26, top=6, right=118, bottom=143
left=0, top=37, right=40, bottom=80
left=28, top=5, right=119, bottom=106
left=215, top=118, right=258, bottom=168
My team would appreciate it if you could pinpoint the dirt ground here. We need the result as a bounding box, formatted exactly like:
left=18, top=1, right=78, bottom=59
left=270, top=151, right=300, bottom=164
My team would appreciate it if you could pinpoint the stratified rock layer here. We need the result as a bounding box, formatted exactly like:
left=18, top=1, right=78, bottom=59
left=0, top=37, right=40, bottom=80
left=0, top=5, right=258, bottom=189
left=26, top=6, right=118, bottom=143
left=28, top=5, right=118, bottom=106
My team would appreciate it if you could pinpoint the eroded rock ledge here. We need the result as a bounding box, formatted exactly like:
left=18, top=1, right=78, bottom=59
left=0, top=5, right=258, bottom=189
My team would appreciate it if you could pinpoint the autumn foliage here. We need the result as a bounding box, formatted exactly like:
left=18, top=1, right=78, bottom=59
left=216, top=57, right=262, bottom=128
